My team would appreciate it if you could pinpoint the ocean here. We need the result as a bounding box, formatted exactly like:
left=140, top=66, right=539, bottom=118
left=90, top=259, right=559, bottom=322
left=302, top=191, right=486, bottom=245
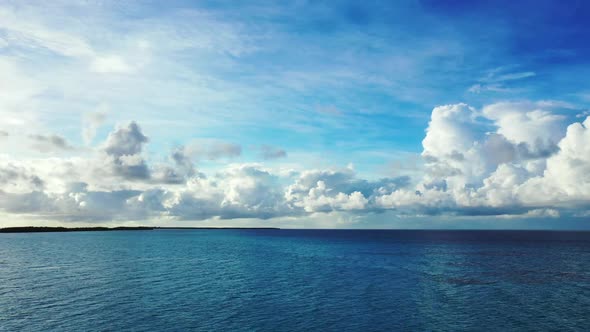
left=1, top=229, right=589, bottom=331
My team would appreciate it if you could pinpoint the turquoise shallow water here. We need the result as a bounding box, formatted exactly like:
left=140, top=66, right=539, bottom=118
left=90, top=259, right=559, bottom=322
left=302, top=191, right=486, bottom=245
left=1, top=229, right=589, bottom=331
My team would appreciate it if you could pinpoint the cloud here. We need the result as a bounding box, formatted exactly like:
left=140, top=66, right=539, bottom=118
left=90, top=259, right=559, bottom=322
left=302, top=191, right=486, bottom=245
left=0, top=146, right=407, bottom=222
left=104, top=122, right=148, bottom=156
left=122, top=164, right=291, bottom=220
left=1, top=103, right=589, bottom=224
left=90, top=55, right=134, bottom=74
left=151, top=146, right=197, bottom=184
left=259, top=145, right=287, bottom=160
left=285, top=167, right=410, bottom=213
left=468, top=84, right=514, bottom=94
left=380, top=101, right=590, bottom=216
left=82, top=110, right=107, bottom=145
left=28, top=134, right=75, bottom=152
left=0, top=6, right=93, bottom=58
left=0, top=186, right=143, bottom=221
left=0, top=4, right=145, bottom=76
left=518, top=115, right=590, bottom=204
left=186, top=140, right=242, bottom=160
left=0, top=163, right=44, bottom=193
left=421, top=103, right=487, bottom=190
left=468, top=68, right=536, bottom=94
left=485, top=71, right=536, bottom=83
left=295, top=180, right=368, bottom=212
left=102, top=121, right=150, bottom=180
left=482, top=101, right=567, bottom=149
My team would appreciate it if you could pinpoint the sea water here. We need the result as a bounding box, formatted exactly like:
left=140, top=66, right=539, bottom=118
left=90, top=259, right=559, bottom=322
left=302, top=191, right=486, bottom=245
left=1, top=229, right=589, bottom=331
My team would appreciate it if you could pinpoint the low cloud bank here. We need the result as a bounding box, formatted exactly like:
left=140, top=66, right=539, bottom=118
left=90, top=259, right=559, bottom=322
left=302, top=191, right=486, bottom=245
left=1, top=101, right=589, bottom=223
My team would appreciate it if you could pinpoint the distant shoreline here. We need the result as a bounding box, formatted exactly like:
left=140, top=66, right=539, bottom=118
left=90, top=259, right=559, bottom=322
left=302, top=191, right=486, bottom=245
left=2, top=227, right=588, bottom=234
left=155, top=227, right=280, bottom=230
left=0, top=226, right=280, bottom=233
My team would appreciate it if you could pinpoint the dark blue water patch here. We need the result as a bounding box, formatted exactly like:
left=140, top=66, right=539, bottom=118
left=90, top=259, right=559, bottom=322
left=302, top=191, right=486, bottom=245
left=1, top=229, right=589, bottom=331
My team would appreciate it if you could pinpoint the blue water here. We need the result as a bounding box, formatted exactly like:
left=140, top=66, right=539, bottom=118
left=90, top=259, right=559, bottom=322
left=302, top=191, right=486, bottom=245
left=1, top=230, right=590, bottom=331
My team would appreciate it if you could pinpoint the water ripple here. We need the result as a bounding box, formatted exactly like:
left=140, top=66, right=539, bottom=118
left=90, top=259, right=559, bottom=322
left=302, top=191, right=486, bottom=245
left=1, top=229, right=589, bottom=331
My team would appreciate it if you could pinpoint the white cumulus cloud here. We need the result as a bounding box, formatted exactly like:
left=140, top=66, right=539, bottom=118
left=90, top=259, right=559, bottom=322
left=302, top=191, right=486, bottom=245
left=1, top=102, right=589, bottom=225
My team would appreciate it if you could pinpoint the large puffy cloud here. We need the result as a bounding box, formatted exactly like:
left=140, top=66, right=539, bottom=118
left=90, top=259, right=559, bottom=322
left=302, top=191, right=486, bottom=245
left=381, top=101, right=590, bottom=216
left=421, top=103, right=488, bottom=191
left=164, top=164, right=290, bottom=220
left=151, top=147, right=197, bottom=184
left=482, top=101, right=567, bottom=150
left=129, top=165, right=408, bottom=220
left=0, top=162, right=44, bottom=193
left=101, top=121, right=150, bottom=180
left=0, top=151, right=409, bottom=222
left=420, top=102, right=566, bottom=196
left=285, top=167, right=410, bottom=213
left=296, top=181, right=369, bottom=212
left=104, top=121, right=148, bottom=156
left=543, top=117, right=590, bottom=198
left=1, top=104, right=590, bottom=224
left=517, top=116, right=590, bottom=204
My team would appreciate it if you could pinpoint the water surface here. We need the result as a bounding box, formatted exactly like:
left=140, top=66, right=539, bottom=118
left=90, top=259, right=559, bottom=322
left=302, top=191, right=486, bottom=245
left=1, top=229, right=589, bottom=331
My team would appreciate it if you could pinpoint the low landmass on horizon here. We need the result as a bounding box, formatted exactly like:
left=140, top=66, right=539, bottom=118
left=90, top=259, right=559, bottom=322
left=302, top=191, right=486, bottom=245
left=0, top=226, right=281, bottom=233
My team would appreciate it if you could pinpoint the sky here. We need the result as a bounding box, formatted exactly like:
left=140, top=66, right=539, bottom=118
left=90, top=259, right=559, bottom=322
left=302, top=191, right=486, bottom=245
left=1, top=0, right=590, bottom=229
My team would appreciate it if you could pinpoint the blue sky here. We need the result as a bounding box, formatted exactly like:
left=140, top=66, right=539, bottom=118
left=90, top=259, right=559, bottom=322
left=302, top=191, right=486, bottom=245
left=1, top=1, right=590, bottom=228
